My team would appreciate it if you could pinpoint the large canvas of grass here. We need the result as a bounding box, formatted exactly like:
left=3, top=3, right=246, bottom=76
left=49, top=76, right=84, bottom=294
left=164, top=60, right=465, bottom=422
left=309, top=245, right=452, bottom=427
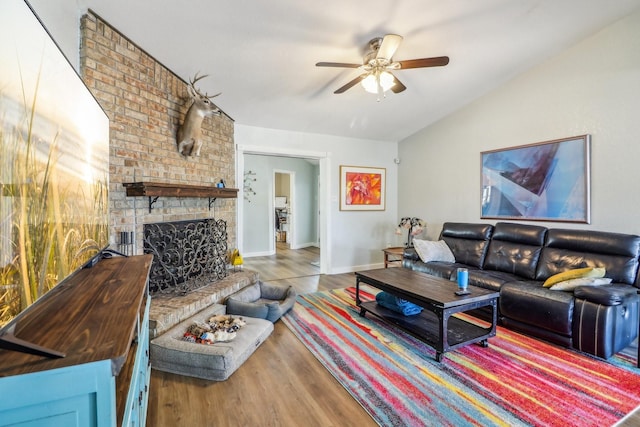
left=0, top=0, right=110, bottom=328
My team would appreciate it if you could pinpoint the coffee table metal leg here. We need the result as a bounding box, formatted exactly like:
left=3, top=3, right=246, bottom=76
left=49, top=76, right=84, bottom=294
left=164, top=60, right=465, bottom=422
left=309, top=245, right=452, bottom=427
left=356, top=277, right=366, bottom=317
left=437, top=309, right=448, bottom=362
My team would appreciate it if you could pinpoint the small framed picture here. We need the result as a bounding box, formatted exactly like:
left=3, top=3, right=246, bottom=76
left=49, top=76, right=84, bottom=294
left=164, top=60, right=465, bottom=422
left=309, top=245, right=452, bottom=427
left=339, top=165, right=386, bottom=211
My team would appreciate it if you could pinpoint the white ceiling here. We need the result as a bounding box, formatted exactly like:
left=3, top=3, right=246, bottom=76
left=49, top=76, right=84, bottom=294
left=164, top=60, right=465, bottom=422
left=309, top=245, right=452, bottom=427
left=80, top=0, right=640, bottom=142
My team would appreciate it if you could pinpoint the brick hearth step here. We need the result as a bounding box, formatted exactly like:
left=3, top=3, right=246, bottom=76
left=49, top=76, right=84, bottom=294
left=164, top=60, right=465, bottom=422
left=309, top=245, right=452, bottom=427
left=148, top=270, right=258, bottom=339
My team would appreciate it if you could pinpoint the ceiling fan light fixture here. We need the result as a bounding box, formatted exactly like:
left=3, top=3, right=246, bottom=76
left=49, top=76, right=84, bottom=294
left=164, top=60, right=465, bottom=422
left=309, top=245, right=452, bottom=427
left=361, top=74, right=378, bottom=94
left=361, top=71, right=395, bottom=94
left=379, top=71, right=395, bottom=91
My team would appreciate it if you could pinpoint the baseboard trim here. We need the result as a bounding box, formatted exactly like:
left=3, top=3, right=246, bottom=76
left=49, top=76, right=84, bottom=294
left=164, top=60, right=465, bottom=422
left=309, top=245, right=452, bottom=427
left=330, top=262, right=384, bottom=275
left=290, top=242, right=319, bottom=250
left=244, top=250, right=275, bottom=258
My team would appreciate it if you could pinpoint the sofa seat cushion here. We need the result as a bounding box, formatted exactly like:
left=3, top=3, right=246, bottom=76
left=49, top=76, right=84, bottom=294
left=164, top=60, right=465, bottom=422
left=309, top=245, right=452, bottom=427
left=468, top=270, right=523, bottom=292
left=500, top=281, right=575, bottom=336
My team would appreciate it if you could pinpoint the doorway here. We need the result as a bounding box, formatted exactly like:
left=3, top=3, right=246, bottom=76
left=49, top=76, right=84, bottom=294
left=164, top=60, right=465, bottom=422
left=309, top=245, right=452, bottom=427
left=274, top=171, right=293, bottom=249
left=237, top=145, right=330, bottom=274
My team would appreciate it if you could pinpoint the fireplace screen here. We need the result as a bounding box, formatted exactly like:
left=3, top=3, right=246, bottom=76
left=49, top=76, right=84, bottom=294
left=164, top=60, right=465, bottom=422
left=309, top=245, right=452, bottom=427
left=144, top=218, right=228, bottom=294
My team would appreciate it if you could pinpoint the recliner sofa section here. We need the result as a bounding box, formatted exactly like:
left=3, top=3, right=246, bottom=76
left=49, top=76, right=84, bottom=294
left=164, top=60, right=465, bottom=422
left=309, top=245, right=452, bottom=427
left=402, top=221, right=640, bottom=359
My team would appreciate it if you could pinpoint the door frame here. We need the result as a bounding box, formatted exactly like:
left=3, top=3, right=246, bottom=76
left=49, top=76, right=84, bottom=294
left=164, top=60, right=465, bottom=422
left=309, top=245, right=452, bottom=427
left=237, top=144, right=330, bottom=274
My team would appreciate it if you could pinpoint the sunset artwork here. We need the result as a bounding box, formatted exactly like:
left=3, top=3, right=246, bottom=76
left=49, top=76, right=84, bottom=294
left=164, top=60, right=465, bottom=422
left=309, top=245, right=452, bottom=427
left=340, top=166, right=386, bottom=211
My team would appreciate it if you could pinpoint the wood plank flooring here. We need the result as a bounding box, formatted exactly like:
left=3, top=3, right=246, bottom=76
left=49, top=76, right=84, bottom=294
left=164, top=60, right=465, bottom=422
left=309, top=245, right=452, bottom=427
left=146, top=243, right=640, bottom=426
left=146, top=244, right=377, bottom=426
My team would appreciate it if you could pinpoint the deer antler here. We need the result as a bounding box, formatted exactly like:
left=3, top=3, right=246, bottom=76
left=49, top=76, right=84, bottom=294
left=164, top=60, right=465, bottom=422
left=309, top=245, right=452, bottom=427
left=190, top=72, right=209, bottom=87
left=189, top=73, right=221, bottom=100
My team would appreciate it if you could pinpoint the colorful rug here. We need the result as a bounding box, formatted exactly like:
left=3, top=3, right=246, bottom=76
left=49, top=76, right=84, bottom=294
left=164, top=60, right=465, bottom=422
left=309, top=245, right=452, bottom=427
left=282, top=287, right=640, bottom=427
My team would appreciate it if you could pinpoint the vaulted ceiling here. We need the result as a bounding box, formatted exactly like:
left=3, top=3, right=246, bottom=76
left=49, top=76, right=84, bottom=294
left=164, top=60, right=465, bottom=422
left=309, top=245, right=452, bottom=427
left=79, top=0, right=640, bottom=142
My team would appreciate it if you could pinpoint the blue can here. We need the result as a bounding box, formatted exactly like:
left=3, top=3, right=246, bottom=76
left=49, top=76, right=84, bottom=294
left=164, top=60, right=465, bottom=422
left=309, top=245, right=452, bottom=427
left=457, top=268, right=469, bottom=290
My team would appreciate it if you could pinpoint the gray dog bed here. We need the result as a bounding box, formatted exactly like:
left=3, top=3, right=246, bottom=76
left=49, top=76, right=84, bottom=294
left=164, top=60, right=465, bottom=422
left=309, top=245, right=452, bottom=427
left=225, top=281, right=297, bottom=322
left=150, top=305, right=273, bottom=381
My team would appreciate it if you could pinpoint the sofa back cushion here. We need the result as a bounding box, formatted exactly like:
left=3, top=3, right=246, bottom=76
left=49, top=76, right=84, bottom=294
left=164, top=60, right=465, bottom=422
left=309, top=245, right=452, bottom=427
left=483, top=222, right=547, bottom=279
left=439, top=222, right=493, bottom=268
left=535, top=228, right=640, bottom=285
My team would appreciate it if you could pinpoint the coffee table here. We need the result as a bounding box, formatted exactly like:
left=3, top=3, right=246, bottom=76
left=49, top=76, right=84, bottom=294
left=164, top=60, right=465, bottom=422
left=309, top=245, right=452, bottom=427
left=355, top=268, right=499, bottom=362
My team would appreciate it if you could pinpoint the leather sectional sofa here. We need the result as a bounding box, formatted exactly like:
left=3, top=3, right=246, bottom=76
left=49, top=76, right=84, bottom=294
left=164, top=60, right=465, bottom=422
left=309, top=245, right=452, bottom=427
left=403, top=222, right=640, bottom=359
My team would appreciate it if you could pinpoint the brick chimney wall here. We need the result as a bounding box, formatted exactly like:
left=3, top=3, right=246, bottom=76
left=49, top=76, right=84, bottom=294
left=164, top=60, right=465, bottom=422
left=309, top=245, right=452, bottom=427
left=79, top=11, right=236, bottom=254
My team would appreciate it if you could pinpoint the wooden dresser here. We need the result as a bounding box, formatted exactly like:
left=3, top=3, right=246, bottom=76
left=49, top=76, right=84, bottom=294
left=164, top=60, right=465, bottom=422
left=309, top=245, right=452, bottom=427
left=0, top=254, right=152, bottom=427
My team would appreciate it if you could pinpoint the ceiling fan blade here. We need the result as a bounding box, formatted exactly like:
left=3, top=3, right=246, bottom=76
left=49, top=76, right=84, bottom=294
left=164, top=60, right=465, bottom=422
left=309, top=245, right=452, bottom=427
left=397, top=56, right=450, bottom=69
left=316, top=62, right=361, bottom=68
left=334, top=74, right=367, bottom=94
left=376, top=34, right=403, bottom=60
left=391, top=76, right=406, bottom=94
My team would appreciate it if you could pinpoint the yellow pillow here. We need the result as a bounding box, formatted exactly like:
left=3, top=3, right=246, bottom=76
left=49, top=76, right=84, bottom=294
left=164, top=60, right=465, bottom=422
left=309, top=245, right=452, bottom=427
left=542, top=267, right=606, bottom=288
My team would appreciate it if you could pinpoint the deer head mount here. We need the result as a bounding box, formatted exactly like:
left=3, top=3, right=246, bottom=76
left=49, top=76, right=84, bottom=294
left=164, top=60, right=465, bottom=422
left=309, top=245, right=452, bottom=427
left=176, top=73, right=221, bottom=157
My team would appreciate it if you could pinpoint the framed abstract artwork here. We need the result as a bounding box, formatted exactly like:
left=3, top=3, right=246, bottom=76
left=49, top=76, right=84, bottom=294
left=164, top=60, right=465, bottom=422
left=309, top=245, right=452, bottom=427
left=340, top=165, right=386, bottom=211
left=481, top=135, right=591, bottom=223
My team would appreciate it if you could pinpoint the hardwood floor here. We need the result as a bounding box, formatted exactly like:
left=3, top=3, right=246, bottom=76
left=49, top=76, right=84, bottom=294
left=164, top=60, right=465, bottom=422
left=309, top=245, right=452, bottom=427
left=147, top=244, right=377, bottom=426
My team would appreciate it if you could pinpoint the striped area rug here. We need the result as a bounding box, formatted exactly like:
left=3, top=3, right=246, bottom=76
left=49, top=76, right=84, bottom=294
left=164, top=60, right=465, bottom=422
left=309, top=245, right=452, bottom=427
left=282, top=287, right=640, bottom=427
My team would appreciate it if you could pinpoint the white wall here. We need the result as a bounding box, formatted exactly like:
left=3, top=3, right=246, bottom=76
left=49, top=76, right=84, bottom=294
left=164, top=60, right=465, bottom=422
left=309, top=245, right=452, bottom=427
left=398, top=10, right=640, bottom=240
left=236, top=125, right=400, bottom=274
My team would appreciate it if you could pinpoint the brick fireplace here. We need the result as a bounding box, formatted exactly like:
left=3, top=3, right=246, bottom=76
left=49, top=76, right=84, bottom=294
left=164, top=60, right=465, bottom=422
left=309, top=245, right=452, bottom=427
left=78, top=11, right=257, bottom=342
left=80, top=12, right=237, bottom=255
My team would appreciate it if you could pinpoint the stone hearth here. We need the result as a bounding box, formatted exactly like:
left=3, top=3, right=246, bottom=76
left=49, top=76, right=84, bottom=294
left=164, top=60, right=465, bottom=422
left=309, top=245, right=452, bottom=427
left=149, top=270, right=258, bottom=339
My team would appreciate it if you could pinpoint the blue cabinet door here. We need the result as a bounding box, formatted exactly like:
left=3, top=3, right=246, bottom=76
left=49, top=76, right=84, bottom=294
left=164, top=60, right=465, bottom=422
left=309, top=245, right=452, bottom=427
left=0, top=360, right=115, bottom=427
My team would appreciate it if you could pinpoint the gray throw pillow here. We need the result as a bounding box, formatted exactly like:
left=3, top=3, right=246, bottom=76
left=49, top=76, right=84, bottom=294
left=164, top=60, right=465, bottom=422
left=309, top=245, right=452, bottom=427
left=413, top=239, right=455, bottom=263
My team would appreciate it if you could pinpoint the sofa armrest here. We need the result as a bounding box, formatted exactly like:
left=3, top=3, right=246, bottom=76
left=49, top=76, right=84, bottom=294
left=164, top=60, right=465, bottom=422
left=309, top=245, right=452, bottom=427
left=573, top=284, right=638, bottom=306
left=403, top=247, right=419, bottom=261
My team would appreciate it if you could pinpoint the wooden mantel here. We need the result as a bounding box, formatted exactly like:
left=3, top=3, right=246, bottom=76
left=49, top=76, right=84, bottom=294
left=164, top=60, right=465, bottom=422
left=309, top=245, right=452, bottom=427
left=122, top=182, right=238, bottom=211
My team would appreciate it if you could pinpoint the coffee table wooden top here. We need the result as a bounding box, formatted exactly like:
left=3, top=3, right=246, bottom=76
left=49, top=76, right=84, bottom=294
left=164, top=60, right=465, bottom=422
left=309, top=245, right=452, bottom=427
left=355, top=268, right=499, bottom=308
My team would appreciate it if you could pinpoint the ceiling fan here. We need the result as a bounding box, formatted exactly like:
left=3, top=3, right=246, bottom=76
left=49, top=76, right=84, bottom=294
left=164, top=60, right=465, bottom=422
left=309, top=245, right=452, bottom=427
left=316, top=34, right=449, bottom=98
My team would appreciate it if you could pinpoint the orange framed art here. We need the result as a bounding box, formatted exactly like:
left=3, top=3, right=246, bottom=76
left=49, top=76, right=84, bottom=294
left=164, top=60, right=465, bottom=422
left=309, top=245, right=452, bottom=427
left=339, top=165, right=386, bottom=211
